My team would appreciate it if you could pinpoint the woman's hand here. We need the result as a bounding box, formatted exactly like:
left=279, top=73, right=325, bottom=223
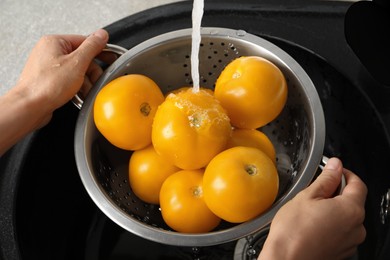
left=258, top=157, right=367, bottom=260
left=0, top=29, right=109, bottom=155
left=17, top=29, right=109, bottom=124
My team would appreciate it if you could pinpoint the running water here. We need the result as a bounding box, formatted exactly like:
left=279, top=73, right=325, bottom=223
left=191, top=0, right=204, bottom=93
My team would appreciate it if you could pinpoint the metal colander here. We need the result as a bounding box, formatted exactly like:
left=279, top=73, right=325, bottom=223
left=74, top=27, right=325, bottom=247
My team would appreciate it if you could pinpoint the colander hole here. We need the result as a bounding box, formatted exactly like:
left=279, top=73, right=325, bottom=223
left=183, top=64, right=188, bottom=68
left=209, top=42, right=214, bottom=45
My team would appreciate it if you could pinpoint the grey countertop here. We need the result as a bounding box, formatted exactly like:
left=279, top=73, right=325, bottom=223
left=0, top=0, right=182, bottom=96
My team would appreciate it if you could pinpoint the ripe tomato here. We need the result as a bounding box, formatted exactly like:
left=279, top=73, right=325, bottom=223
left=129, top=144, right=180, bottom=204
left=215, top=56, right=287, bottom=129
left=203, top=146, right=279, bottom=223
left=94, top=74, right=164, bottom=150
left=152, top=87, right=232, bottom=170
left=226, top=128, right=276, bottom=164
left=159, top=169, right=221, bottom=233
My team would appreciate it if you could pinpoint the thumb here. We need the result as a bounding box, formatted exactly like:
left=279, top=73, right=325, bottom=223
left=307, top=157, right=344, bottom=199
left=72, top=29, right=109, bottom=71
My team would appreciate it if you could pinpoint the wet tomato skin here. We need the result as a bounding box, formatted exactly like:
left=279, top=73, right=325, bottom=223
left=226, top=128, right=276, bottom=164
left=159, top=169, right=221, bottom=233
left=203, top=146, right=279, bottom=223
left=152, top=88, right=232, bottom=170
left=215, top=56, right=287, bottom=129
left=129, top=144, right=180, bottom=204
left=94, top=74, right=164, bottom=150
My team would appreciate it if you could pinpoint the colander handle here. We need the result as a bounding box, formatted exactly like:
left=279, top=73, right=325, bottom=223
left=319, top=155, right=346, bottom=195
left=71, top=43, right=128, bottom=109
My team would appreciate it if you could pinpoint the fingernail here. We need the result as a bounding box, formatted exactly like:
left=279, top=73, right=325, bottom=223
left=325, top=157, right=341, bottom=171
left=92, top=29, right=108, bottom=41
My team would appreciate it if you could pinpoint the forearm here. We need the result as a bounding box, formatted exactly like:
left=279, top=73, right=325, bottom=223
left=0, top=83, right=49, bottom=156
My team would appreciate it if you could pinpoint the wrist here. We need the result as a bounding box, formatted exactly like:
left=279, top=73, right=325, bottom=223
left=258, top=232, right=303, bottom=260
left=258, top=235, right=287, bottom=260
left=13, top=81, right=52, bottom=126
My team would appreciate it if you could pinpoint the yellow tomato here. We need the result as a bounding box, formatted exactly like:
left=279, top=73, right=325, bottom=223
left=152, top=87, right=232, bottom=170
left=226, top=128, right=276, bottom=164
left=203, top=146, right=279, bottom=223
left=129, top=144, right=180, bottom=204
left=93, top=74, right=164, bottom=150
left=215, top=56, right=287, bottom=129
left=159, top=169, right=221, bottom=233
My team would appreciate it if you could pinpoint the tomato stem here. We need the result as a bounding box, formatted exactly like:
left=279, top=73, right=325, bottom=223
left=245, top=164, right=258, bottom=176
left=140, top=102, right=151, bottom=116
left=189, top=114, right=201, bottom=128
left=192, top=186, right=203, bottom=198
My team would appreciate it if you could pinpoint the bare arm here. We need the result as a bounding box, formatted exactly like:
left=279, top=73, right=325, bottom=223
left=0, top=29, right=108, bottom=156
left=258, top=157, right=367, bottom=260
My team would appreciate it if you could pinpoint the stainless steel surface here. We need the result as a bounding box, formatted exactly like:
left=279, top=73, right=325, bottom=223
left=381, top=189, right=390, bottom=225
left=74, top=27, right=326, bottom=247
left=71, top=44, right=128, bottom=109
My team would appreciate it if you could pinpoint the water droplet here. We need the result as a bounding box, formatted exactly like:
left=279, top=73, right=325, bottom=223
left=236, top=29, right=247, bottom=36
left=247, top=248, right=257, bottom=256
left=233, top=71, right=241, bottom=79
